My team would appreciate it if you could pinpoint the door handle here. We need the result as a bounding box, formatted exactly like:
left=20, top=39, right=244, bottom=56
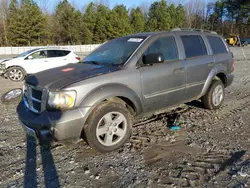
left=44, top=60, right=48, bottom=62
left=174, top=67, right=185, bottom=73
left=208, top=62, right=214, bottom=67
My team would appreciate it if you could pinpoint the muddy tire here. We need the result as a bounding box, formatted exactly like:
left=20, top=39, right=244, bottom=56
left=7, top=67, right=26, bottom=82
left=1, top=88, right=23, bottom=105
left=202, top=80, right=225, bottom=110
left=83, top=102, right=133, bottom=153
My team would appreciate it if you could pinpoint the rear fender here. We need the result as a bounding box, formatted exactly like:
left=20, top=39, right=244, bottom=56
left=200, top=65, right=227, bottom=97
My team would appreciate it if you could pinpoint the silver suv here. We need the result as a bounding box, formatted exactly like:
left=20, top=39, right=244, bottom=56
left=17, top=29, right=234, bottom=152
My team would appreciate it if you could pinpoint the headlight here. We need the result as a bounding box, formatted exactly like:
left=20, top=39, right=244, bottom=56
left=0, top=63, right=6, bottom=69
left=47, top=91, right=76, bottom=110
left=23, top=84, right=27, bottom=93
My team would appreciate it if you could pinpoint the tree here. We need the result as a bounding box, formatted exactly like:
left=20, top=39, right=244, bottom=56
left=130, top=7, right=146, bottom=33
left=108, top=5, right=132, bottom=38
left=83, top=2, right=97, bottom=43
left=184, top=0, right=206, bottom=29
left=175, top=4, right=185, bottom=27
left=37, top=0, right=50, bottom=13
left=92, top=4, right=111, bottom=43
left=7, top=0, right=47, bottom=46
left=55, top=0, right=90, bottom=44
left=168, top=4, right=176, bottom=29
left=146, top=0, right=172, bottom=31
left=1, top=0, right=250, bottom=46
left=0, top=0, right=8, bottom=46
left=7, top=0, right=21, bottom=45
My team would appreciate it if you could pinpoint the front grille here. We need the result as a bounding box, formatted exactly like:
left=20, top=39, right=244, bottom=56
left=24, top=84, right=47, bottom=114
left=33, top=101, right=41, bottom=112
left=32, top=89, right=42, bottom=100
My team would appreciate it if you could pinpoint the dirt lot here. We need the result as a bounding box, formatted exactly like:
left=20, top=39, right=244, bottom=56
left=1, top=59, right=250, bottom=188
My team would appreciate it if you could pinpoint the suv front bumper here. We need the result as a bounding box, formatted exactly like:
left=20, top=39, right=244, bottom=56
left=17, top=100, right=90, bottom=141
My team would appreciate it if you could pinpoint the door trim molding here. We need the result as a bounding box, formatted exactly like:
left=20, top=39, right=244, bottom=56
left=186, top=81, right=205, bottom=88
left=144, top=85, right=186, bottom=99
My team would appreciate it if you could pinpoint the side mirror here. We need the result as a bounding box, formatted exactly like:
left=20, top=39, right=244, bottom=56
left=143, top=53, right=164, bottom=65
left=28, top=56, right=33, bottom=60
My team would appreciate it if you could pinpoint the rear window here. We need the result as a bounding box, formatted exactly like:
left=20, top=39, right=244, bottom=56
left=47, top=50, right=70, bottom=58
left=181, top=35, right=207, bottom=58
left=207, top=36, right=228, bottom=54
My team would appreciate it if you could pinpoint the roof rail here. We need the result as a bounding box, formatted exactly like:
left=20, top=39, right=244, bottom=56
left=171, top=28, right=217, bottom=34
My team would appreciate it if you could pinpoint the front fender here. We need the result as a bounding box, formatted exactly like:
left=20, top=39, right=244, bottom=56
left=200, top=65, right=227, bottom=97
left=75, top=84, right=142, bottom=132
left=79, top=83, right=143, bottom=114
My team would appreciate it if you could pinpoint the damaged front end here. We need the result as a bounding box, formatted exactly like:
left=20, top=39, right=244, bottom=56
left=0, top=63, right=8, bottom=78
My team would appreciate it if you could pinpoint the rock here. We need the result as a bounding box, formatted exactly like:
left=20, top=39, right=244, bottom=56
left=84, top=170, right=90, bottom=175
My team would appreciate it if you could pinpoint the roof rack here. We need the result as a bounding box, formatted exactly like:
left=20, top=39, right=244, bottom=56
left=171, top=28, right=217, bottom=34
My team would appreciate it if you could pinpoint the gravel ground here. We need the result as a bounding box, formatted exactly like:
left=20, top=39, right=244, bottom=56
left=1, top=59, right=250, bottom=188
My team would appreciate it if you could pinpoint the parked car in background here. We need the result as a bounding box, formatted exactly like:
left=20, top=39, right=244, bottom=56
left=246, top=38, right=250, bottom=44
left=0, top=48, right=81, bottom=82
left=240, top=38, right=248, bottom=46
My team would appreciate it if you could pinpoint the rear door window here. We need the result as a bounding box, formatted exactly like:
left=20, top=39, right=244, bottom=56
left=207, top=36, right=228, bottom=54
left=181, top=35, right=208, bottom=58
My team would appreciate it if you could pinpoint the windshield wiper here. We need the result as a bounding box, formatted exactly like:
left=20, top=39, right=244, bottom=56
left=83, top=61, right=103, bottom=65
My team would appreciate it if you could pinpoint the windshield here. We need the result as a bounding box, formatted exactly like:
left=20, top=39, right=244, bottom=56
left=83, top=36, right=147, bottom=66
left=16, top=49, right=39, bottom=58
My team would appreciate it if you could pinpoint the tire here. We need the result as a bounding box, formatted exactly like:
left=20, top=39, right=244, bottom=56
left=7, top=67, right=26, bottom=82
left=201, top=79, right=225, bottom=110
left=83, top=102, right=133, bottom=153
left=1, top=88, right=23, bottom=105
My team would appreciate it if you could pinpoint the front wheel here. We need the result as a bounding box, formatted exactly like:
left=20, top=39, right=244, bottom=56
left=1, top=88, right=23, bottom=105
left=202, top=80, right=225, bottom=110
left=7, top=67, right=26, bottom=82
left=83, top=102, right=133, bottom=153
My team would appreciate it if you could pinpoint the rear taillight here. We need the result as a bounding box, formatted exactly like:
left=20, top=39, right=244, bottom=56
left=76, top=57, right=81, bottom=61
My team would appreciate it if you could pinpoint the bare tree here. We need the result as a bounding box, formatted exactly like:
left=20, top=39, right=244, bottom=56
left=37, top=0, right=50, bottom=13
left=94, top=0, right=109, bottom=7
left=167, top=0, right=185, bottom=6
left=139, top=2, right=150, bottom=18
left=185, top=0, right=207, bottom=29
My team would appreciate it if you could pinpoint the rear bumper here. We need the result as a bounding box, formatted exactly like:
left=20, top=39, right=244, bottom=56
left=226, top=74, right=234, bottom=87
left=17, top=100, right=91, bottom=141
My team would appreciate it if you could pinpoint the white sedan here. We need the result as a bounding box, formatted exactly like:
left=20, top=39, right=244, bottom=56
left=0, top=48, right=81, bottom=82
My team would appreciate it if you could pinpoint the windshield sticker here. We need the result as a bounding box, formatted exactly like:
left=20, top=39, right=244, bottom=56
left=128, top=38, right=143, bottom=42
left=61, top=68, right=75, bottom=72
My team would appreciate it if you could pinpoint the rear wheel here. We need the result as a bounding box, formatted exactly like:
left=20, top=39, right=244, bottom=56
left=7, top=67, right=26, bottom=82
left=83, top=102, right=133, bottom=153
left=202, top=80, right=225, bottom=110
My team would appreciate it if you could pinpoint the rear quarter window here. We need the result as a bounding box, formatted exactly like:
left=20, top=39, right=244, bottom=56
left=207, top=36, right=228, bottom=54
left=181, top=35, right=208, bottom=58
left=62, top=50, right=71, bottom=56
left=47, top=50, right=70, bottom=58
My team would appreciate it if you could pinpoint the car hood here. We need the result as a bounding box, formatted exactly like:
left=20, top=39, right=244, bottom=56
left=25, top=63, right=121, bottom=90
left=0, top=58, right=13, bottom=64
